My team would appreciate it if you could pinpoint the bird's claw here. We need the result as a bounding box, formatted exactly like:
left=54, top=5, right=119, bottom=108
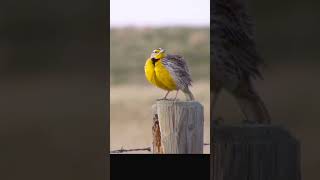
left=156, top=98, right=168, bottom=101
left=156, top=98, right=178, bottom=101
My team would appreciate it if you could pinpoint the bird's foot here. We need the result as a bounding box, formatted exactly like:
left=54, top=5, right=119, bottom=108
left=156, top=97, right=168, bottom=101
left=157, top=98, right=178, bottom=101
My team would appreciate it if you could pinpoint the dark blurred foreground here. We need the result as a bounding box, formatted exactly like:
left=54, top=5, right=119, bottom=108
left=0, top=0, right=108, bottom=180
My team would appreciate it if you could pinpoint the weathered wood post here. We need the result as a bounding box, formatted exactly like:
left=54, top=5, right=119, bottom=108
left=211, top=124, right=301, bottom=180
left=151, top=100, right=204, bottom=154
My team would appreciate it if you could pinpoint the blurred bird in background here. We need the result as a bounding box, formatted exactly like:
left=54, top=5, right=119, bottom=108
left=144, top=48, right=195, bottom=101
left=211, top=0, right=271, bottom=124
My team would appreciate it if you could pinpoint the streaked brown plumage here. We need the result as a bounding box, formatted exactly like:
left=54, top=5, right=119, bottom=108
left=211, top=0, right=271, bottom=124
left=144, top=48, right=194, bottom=101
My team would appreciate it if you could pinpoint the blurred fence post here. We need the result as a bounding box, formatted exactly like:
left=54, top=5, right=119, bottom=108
left=151, top=100, right=204, bottom=154
left=212, top=125, right=301, bottom=180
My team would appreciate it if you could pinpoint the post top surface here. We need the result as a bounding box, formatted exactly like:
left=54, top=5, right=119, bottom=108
left=155, top=99, right=202, bottom=106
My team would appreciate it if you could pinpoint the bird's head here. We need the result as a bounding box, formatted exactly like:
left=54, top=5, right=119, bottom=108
left=150, top=48, right=166, bottom=60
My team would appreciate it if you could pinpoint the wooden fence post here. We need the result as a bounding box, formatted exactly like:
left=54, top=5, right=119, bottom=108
left=212, top=125, right=301, bottom=180
left=151, top=100, right=204, bottom=154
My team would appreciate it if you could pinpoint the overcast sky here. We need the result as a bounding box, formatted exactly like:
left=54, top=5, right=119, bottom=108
left=110, top=0, right=210, bottom=27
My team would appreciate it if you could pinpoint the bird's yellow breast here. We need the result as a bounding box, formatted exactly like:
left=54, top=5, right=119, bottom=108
left=144, top=58, right=177, bottom=91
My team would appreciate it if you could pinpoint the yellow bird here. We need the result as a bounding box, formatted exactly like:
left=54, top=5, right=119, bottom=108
left=144, top=48, right=194, bottom=101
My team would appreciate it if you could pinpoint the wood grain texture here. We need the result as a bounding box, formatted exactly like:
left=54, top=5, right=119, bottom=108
left=152, top=100, right=204, bottom=154
left=212, top=125, right=301, bottom=180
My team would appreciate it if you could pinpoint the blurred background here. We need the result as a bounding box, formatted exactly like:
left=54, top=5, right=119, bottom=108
left=213, top=1, right=320, bottom=179
left=0, top=0, right=108, bottom=179
left=110, top=0, right=210, bottom=153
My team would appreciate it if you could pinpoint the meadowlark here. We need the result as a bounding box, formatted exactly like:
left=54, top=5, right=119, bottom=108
left=212, top=0, right=271, bottom=124
left=144, top=48, right=194, bottom=101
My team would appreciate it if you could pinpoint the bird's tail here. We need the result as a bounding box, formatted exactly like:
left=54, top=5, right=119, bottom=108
left=183, top=88, right=195, bottom=101
left=235, top=94, right=271, bottom=124
left=233, top=81, right=271, bottom=124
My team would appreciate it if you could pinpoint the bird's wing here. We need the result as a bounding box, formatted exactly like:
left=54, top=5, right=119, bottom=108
left=212, top=0, right=263, bottom=80
left=161, top=54, right=192, bottom=90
